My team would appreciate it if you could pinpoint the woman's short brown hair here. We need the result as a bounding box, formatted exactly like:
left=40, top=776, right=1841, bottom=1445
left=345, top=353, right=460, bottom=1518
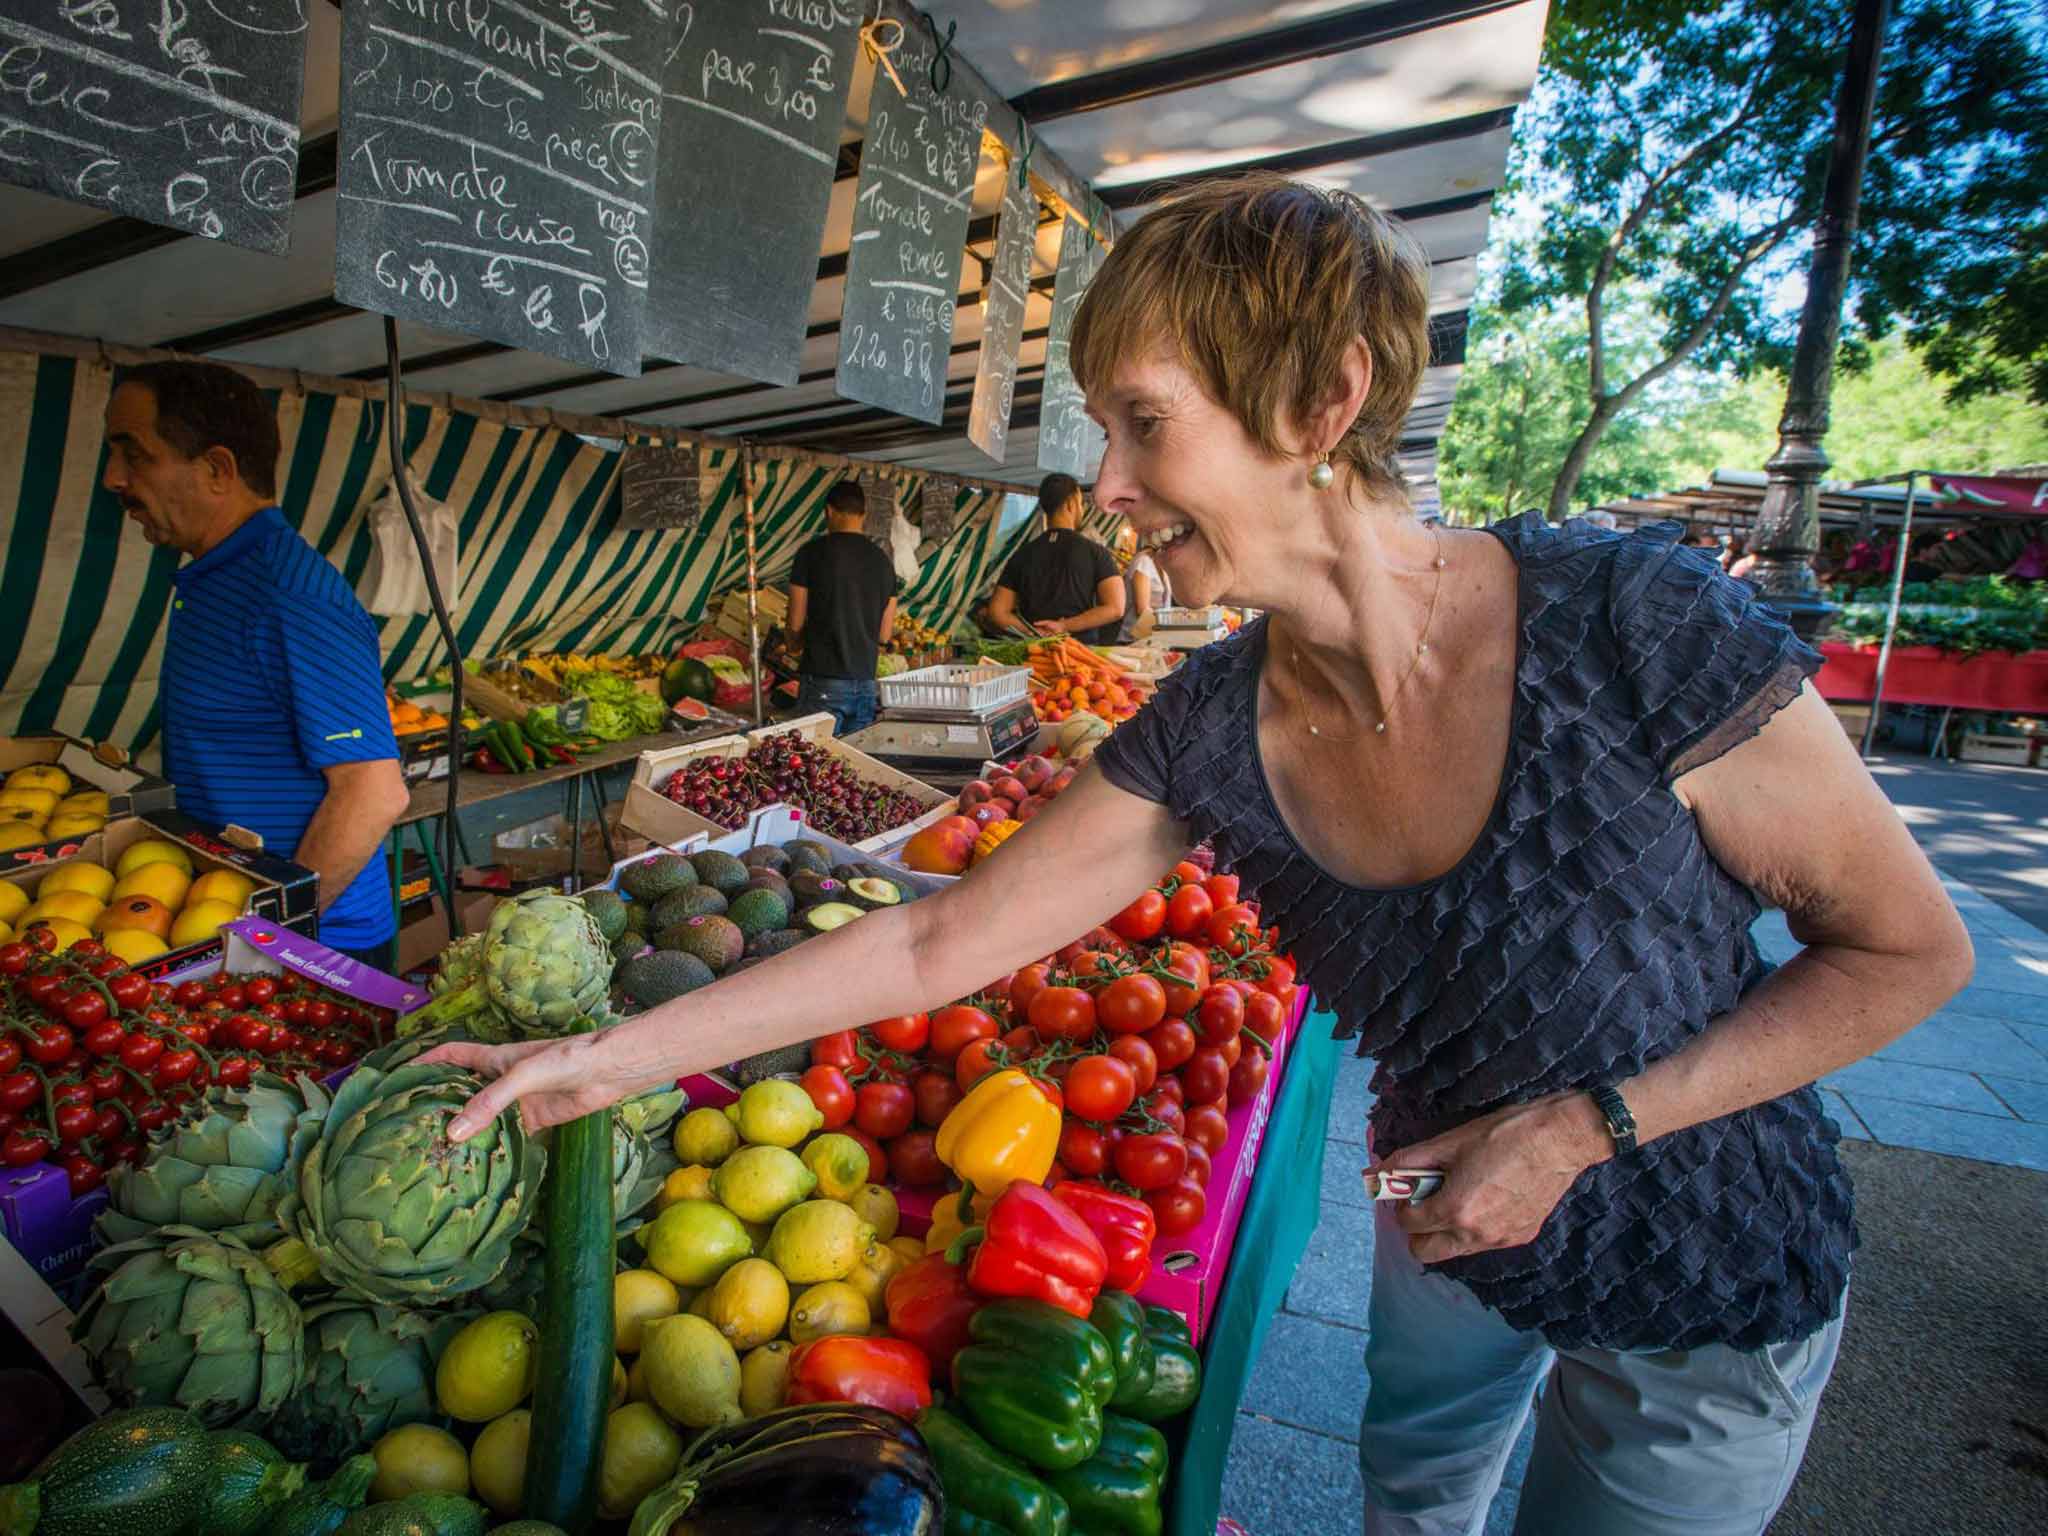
left=1070, top=172, right=1431, bottom=501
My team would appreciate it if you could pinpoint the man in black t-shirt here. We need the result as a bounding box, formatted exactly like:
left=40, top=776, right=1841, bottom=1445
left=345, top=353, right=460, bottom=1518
left=786, top=481, right=898, bottom=734
left=987, top=473, right=1125, bottom=643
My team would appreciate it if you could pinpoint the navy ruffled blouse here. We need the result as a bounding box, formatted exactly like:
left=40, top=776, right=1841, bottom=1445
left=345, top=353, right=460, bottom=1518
left=1093, top=515, right=1855, bottom=1351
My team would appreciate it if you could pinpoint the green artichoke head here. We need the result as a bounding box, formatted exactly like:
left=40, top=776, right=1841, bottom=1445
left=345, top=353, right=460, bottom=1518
left=268, top=1301, right=469, bottom=1469
left=483, top=890, right=613, bottom=1033
left=72, top=1225, right=306, bottom=1427
left=276, top=1059, right=545, bottom=1308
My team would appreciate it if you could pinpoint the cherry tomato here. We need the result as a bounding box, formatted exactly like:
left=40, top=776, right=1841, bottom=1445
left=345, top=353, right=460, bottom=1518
left=1107, top=1035, right=1158, bottom=1095
left=1142, top=1018, right=1196, bottom=1073
left=173, top=981, right=208, bottom=1009
left=107, top=973, right=151, bottom=1010
left=1244, top=988, right=1285, bottom=1043
left=0, top=941, right=34, bottom=975
left=21, top=1024, right=72, bottom=1065
left=1007, top=964, right=1054, bottom=1022
left=1229, top=1050, right=1271, bottom=1106
left=1109, top=890, right=1167, bottom=943
left=1185, top=1102, right=1230, bottom=1157
left=911, top=1068, right=962, bottom=1128
left=85, top=1064, right=122, bottom=1101
left=230, top=1016, right=274, bottom=1054
left=1058, top=1119, right=1109, bottom=1177
left=66, top=1153, right=111, bottom=1199
left=177, top=1019, right=212, bottom=1048
left=155, top=1049, right=199, bottom=1087
left=52, top=1101, right=95, bottom=1146
left=1170, top=861, right=1206, bottom=887
left=80, top=1020, right=126, bottom=1058
left=1028, top=986, right=1097, bottom=1044
left=1154, top=944, right=1211, bottom=1017
left=214, top=983, right=246, bottom=1011
left=1143, top=1091, right=1186, bottom=1137
left=1184, top=1141, right=1213, bottom=1187
left=242, top=978, right=277, bottom=1006
left=1114, top=1131, right=1188, bottom=1191
left=870, top=1013, right=931, bottom=1054
left=929, top=1006, right=999, bottom=1063
left=954, top=1038, right=1003, bottom=1094
left=811, top=1030, right=861, bottom=1073
left=108, top=1138, right=144, bottom=1168
left=61, top=991, right=110, bottom=1032
left=1181, top=1048, right=1230, bottom=1107
left=1258, top=955, right=1298, bottom=999
left=214, top=1055, right=255, bottom=1090
left=886, top=1129, right=945, bottom=1187
left=22, top=972, right=64, bottom=1008
left=1194, top=986, right=1244, bottom=1047
left=135, top=1100, right=175, bottom=1134
left=0, top=1039, right=16, bottom=1076
left=305, top=1001, right=336, bottom=1030
left=1065, top=1055, right=1138, bottom=1124
left=800, top=1065, right=855, bottom=1130
left=0, top=1072, right=38, bottom=1114
left=1220, top=1033, right=1243, bottom=1068
left=1165, top=884, right=1214, bottom=941
left=280, top=997, right=311, bottom=1027
left=2, top=1127, right=53, bottom=1166
left=1207, top=903, right=1263, bottom=957
left=1097, top=975, right=1167, bottom=1036
left=92, top=1103, right=125, bottom=1142
left=854, top=1080, right=915, bottom=1140
left=843, top=1127, right=888, bottom=1184
left=1147, top=1175, right=1206, bottom=1235
left=1203, top=873, right=1241, bottom=908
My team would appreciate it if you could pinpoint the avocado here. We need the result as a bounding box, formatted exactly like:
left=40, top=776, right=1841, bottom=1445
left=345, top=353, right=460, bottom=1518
left=650, top=884, right=728, bottom=929
left=663, top=913, right=744, bottom=973
left=831, top=862, right=866, bottom=884
left=784, top=840, right=834, bottom=877
left=744, top=869, right=792, bottom=899
left=620, top=851, right=698, bottom=901
left=725, top=885, right=791, bottom=939
left=610, top=929, right=643, bottom=963
left=741, top=844, right=790, bottom=874
left=748, top=928, right=813, bottom=959
left=618, top=949, right=715, bottom=1006
left=622, top=898, right=650, bottom=934
left=581, top=887, right=629, bottom=943
left=800, top=901, right=865, bottom=934
left=691, top=849, right=751, bottom=897
left=787, top=870, right=846, bottom=907
left=845, top=876, right=904, bottom=912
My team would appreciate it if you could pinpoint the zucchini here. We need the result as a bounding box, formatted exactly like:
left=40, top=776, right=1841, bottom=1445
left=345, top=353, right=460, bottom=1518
left=263, top=1454, right=377, bottom=1536
left=202, top=1432, right=306, bottom=1536
left=521, top=1017, right=616, bottom=1533
left=0, top=1407, right=213, bottom=1536
left=332, top=1493, right=486, bottom=1536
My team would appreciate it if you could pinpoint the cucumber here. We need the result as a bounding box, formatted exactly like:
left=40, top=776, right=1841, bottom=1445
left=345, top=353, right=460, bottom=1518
left=203, top=1431, right=306, bottom=1536
left=332, top=1493, right=486, bottom=1536
left=520, top=1017, right=617, bottom=1534
left=263, top=1454, right=377, bottom=1536
left=0, top=1407, right=212, bottom=1536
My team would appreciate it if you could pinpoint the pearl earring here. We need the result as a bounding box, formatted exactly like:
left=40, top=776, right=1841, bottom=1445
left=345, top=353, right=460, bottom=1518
left=1307, top=452, right=1334, bottom=491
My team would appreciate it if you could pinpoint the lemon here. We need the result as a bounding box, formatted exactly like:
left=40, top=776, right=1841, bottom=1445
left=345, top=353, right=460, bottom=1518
left=112, top=862, right=191, bottom=909
left=56, top=790, right=109, bottom=817
left=0, top=788, right=59, bottom=820
left=626, top=1354, right=654, bottom=1408
left=26, top=891, right=104, bottom=929
left=800, top=1133, right=870, bottom=1201
left=672, top=1106, right=740, bottom=1166
left=847, top=1183, right=899, bottom=1242
left=170, top=899, right=241, bottom=947
left=734, top=1079, right=824, bottom=1148
left=614, top=1268, right=682, bottom=1354
left=654, top=1164, right=717, bottom=1212
left=706, top=1258, right=789, bottom=1351
left=25, top=916, right=91, bottom=952
left=639, top=1199, right=754, bottom=1289
left=0, top=881, right=29, bottom=926
left=888, top=1235, right=926, bottom=1267
left=787, top=1281, right=870, bottom=1344
left=371, top=1423, right=470, bottom=1501
left=5, top=766, right=69, bottom=796
left=186, top=869, right=256, bottom=910
left=36, top=864, right=114, bottom=903
left=766, top=1200, right=872, bottom=1285
left=436, top=1310, right=540, bottom=1422
left=0, top=825, right=45, bottom=854
left=738, top=1341, right=793, bottom=1418
left=43, top=814, right=104, bottom=840
left=612, top=1356, right=630, bottom=1410
left=843, top=1238, right=912, bottom=1318
left=711, top=1145, right=816, bottom=1224
left=114, top=838, right=194, bottom=879
left=688, top=1288, right=717, bottom=1320
left=598, top=1403, right=683, bottom=1520
left=637, top=1314, right=743, bottom=1429
left=100, top=928, right=169, bottom=964
left=468, top=1408, right=530, bottom=1516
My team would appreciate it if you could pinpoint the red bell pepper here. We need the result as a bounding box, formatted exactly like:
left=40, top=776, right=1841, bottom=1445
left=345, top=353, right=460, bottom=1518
left=953, top=1180, right=1108, bottom=1319
left=1052, top=1181, right=1158, bottom=1292
left=883, top=1254, right=983, bottom=1376
left=784, top=1335, right=932, bottom=1420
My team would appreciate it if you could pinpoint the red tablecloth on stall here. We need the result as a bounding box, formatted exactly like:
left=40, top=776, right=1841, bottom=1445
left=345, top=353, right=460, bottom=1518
left=1815, top=643, right=2048, bottom=712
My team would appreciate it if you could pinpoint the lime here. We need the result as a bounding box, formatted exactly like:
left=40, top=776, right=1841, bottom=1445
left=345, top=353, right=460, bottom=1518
left=673, top=1106, right=740, bottom=1166
left=788, top=1281, right=870, bottom=1344
left=766, top=1199, right=872, bottom=1284
left=468, top=1409, right=530, bottom=1516
left=598, top=1403, right=684, bottom=1521
left=800, top=1133, right=870, bottom=1201
left=436, top=1311, right=539, bottom=1422
left=734, top=1079, right=824, bottom=1148
left=706, top=1258, right=790, bottom=1351
left=712, top=1144, right=817, bottom=1224
left=639, top=1199, right=754, bottom=1289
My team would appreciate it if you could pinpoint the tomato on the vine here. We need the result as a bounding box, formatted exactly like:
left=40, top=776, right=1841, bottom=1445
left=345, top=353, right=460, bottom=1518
left=1154, top=944, right=1211, bottom=1017
left=1165, top=884, right=1214, bottom=941
left=911, top=1068, right=961, bottom=1128
left=0, top=1072, right=38, bottom=1113
left=1058, top=1119, right=1109, bottom=1177
left=887, top=1129, right=945, bottom=1187
left=0, top=1039, right=16, bottom=1077
left=84, top=1064, right=122, bottom=1101
left=21, top=1024, right=72, bottom=1065
left=1028, top=986, right=1097, bottom=1044
left=1109, top=890, right=1167, bottom=943
left=242, top=978, right=277, bottom=1007
left=1207, top=903, right=1263, bottom=957
left=801, top=1065, right=855, bottom=1130
left=2, top=1127, right=52, bottom=1166
left=1097, top=975, right=1166, bottom=1036
left=1170, top=861, right=1205, bottom=887
left=1220, top=1033, right=1243, bottom=1068
left=954, top=1038, right=1003, bottom=1094
left=1142, top=1018, right=1196, bottom=1072
left=1065, top=1055, right=1138, bottom=1124
left=80, top=1020, right=126, bottom=1058
left=1114, top=1131, right=1188, bottom=1191
left=999, top=1025, right=1041, bottom=1058
left=1203, top=873, right=1241, bottom=908
left=1244, top=988, right=1285, bottom=1041
left=1142, top=1091, right=1186, bottom=1137
left=1259, top=955, right=1298, bottom=999
left=107, top=973, right=151, bottom=1010
left=1107, top=1035, right=1158, bottom=1095
left=1147, top=1175, right=1206, bottom=1235
left=929, top=1005, right=999, bottom=1063
left=1181, top=1048, right=1230, bottom=1107
left=229, top=1017, right=274, bottom=1054
left=811, top=1030, right=861, bottom=1074
left=1194, top=985, right=1244, bottom=1046
left=1007, top=964, right=1053, bottom=1021
left=1184, top=1140, right=1213, bottom=1188
left=52, top=1102, right=95, bottom=1145
left=61, top=991, right=110, bottom=1032
left=154, top=1049, right=199, bottom=1087
left=173, top=981, right=207, bottom=1009
left=870, top=1013, right=930, bottom=1054
left=854, top=1080, right=915, bottom=1141
left=1184, top=1102, right=1230, bottom=1156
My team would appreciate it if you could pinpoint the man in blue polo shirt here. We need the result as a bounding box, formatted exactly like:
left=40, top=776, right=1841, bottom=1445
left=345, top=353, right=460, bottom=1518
left=102, top=362, right=411, bottom=968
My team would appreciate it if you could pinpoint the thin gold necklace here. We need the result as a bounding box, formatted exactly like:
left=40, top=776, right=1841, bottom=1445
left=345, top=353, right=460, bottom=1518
left=1289, top=523, right=1446, bottom=741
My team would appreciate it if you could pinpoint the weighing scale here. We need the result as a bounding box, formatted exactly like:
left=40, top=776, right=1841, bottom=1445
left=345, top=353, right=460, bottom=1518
left=846, top=696, right=1041, bottom=789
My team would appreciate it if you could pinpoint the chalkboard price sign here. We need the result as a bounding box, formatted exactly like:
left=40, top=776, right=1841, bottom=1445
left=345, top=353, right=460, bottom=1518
left=967, top=162, right=1037, bottom=463
left=1037, top=215, right=1107, bottom=477
left=619, top=440, right=704, bottom=530
left=835, top=0, right=989, bottom=426
left=333, top=0, right=669, bottom=376
left=0, top=1, right=309, bottom=254
left=645, top=0, right=862, bottom=385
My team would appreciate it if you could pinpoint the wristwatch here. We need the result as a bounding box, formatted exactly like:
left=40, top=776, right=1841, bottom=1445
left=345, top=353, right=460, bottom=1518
left=1588, top=1083, right=1638, bottom=1156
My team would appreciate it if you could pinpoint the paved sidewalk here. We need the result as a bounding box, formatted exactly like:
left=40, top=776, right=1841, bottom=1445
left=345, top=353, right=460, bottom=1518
left=1219, top=825, right=2048, bottom=1532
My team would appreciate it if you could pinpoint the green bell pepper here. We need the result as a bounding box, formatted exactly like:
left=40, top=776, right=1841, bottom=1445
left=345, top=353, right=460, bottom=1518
left=1089, top=1291, right=1157, bottom=1412
left=1045, top=1414, right=1169, bottom=1536
left=951, top=1300, right=1116, bottom=1471
left=919, top=1405, right=1071, bottom=1536
left=1117, top=1308, right=1200, bottom=1423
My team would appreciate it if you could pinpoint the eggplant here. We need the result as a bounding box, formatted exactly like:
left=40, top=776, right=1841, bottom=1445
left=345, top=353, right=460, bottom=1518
left=625, top=1403, right=943, bottom=1536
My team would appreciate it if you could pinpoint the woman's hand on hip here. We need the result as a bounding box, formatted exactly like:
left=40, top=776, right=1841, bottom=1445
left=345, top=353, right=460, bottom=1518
left=1377, top=1091, right=1612, bottom=1263
left=423, top=1033, right=626, bottom=1140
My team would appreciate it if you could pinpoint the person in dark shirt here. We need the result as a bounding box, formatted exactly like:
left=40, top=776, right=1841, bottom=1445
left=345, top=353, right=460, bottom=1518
left=986, top=473, right=1125, bottom=642
left=786, top=480, right=898, bottom=735
left=102, top=361, right=410, bottom=969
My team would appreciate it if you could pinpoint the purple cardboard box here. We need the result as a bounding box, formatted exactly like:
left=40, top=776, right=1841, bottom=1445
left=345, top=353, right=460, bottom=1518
left=1, top=1162, right=107, bottom=1289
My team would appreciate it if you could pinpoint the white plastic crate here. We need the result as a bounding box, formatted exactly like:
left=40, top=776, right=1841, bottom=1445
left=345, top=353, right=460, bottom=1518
left=1157, top=605, right=1227, bottom=628
left=878, top=663, right=1031, bottom=713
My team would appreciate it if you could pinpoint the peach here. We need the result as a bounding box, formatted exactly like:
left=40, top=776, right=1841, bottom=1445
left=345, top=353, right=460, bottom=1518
left=901, top=820, right=977, bottom=875
left=990, top=776, right=1028, bottom=805
left=958, top=780, right=994, bottom=810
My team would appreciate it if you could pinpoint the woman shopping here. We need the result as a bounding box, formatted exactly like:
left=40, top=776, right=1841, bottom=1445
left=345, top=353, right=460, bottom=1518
left=429, top=174, right=1973, bottom=1536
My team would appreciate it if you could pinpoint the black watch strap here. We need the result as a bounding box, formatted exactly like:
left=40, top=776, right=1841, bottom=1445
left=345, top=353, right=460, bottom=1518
left=1588, top=1083, right=1638, bottom=1156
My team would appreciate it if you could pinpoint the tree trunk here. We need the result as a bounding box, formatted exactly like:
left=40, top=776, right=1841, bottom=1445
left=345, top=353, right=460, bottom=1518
left=1546, top=398, right=1620, bottom=521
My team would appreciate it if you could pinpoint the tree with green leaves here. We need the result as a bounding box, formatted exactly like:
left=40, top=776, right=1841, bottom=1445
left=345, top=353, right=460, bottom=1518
left=1504, top=0, right=2046, bottom=519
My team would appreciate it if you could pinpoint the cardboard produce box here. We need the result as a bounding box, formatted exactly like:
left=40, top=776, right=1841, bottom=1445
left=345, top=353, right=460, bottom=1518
left=0, top=734, right=176, bottom=869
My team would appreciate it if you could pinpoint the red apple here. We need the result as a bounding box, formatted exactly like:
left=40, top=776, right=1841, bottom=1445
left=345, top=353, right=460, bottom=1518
left=1013, top=796, right=1044, bottom=823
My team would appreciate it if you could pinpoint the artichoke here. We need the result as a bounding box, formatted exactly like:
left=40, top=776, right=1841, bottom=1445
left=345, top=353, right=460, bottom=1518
left=474, top=1235, right=549, bottom=1323
left=96, top=1074, right=330, bottom=1248
left=269, top=1301, right=468, bottom=1469
left=275, top=1059, right=545, bottom=1307
left=611, top=1086, right=687, bottom=1234
left=72, top=1226, right=305, bottom=1427
left=403, top=891, right=613, bottom=1040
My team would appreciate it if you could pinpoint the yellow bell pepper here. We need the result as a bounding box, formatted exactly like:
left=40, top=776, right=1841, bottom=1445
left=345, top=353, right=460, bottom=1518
left=934, top=1068, right=1060, bottom=1195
